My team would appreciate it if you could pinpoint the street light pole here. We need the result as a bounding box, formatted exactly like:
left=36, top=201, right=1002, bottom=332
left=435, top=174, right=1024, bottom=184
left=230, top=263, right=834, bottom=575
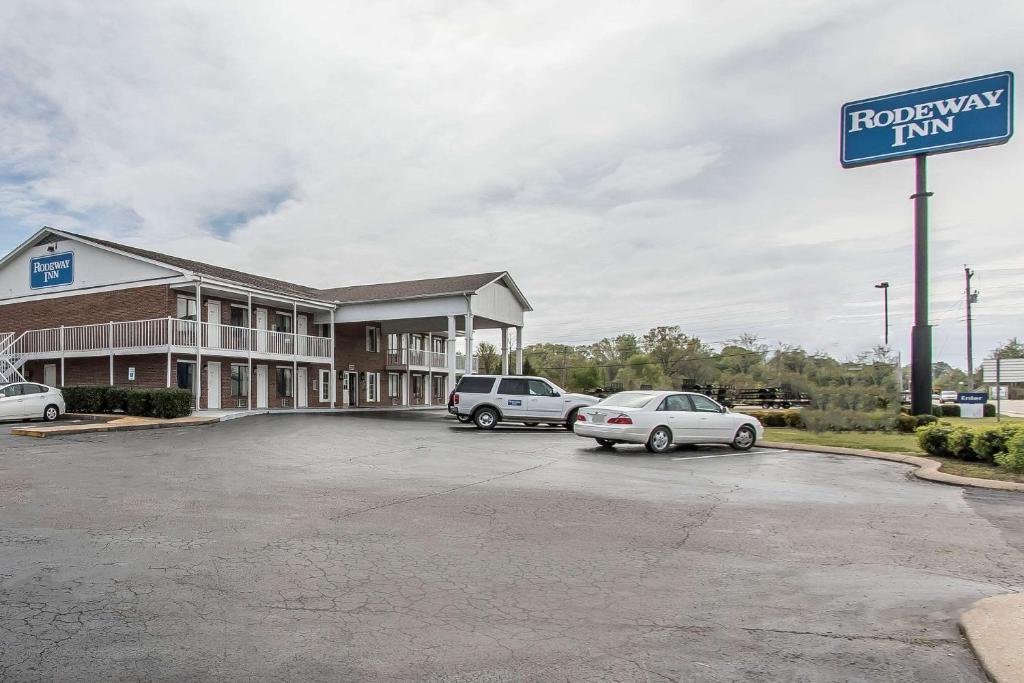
left=964, top=265, right=977, bottom=391
left=874, top=281, right=890, bottom=346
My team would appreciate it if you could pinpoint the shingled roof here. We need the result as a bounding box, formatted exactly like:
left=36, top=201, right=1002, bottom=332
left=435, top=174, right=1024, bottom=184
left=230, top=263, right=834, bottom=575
left=46, top=229, right=526, bottom=308
left=56, top=229, right=327, bottom=300
left=319, top=272, right=507, bottom=304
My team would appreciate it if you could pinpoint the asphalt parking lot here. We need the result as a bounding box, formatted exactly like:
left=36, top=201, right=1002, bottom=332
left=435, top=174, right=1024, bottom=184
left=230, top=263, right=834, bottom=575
left=2, top=412, right=1022, bottom=681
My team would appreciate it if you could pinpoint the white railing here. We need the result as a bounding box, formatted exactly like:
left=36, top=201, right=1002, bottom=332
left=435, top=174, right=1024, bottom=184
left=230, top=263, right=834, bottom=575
left=386, top=349, right=403, bottom=365
left=430, top=351, right=447, bottom=368
left=0, top=318, right=332, bottom=362
left=407, top=349, right=428, bottom=366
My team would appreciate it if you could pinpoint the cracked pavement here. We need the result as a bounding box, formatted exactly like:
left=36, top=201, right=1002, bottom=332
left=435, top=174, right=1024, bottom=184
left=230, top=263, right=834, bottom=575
left=1, top=412, right=1022, bottom=681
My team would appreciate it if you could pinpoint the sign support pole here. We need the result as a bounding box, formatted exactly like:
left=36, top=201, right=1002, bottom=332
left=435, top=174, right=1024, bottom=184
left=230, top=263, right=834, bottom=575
left=910, top=154, right=933, bottom=417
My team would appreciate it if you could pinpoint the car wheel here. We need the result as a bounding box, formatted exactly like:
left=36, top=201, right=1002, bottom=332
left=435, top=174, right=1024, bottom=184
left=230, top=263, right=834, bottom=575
left=645, top=426, right=672, bottom=453
left=456, top=414, right=472, bottom=423
left=564, top=408, right=579, bottom=430
left=43, top=404, right=59, bottom=422
left=596, top=438, right=615, bottom=449
left=732, top=425, right=756, bottom=451
left=473, top=407, right=499, bottom=430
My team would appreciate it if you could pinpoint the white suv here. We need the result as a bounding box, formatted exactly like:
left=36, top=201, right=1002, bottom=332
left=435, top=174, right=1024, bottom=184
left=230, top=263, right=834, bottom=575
left=449, top=375, right=600, bottom=430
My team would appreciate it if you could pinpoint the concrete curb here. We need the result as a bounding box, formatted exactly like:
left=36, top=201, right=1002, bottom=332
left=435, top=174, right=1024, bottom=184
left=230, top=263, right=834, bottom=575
left=759, top=441, right=1024, bottom=493
left=12, top=415, right=219, bottom=438
left=960, top=594, right=1024, bottom=683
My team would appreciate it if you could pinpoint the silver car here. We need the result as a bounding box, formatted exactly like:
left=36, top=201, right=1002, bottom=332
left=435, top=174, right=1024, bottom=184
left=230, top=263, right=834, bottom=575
left=449, top=375, right=599, bottom=429
left=0, top=382, right=66, bottom=422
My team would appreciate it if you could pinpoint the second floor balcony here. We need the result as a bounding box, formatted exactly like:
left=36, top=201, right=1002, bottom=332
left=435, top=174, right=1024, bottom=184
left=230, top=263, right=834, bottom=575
left=386, top=348, right=478, bottom=373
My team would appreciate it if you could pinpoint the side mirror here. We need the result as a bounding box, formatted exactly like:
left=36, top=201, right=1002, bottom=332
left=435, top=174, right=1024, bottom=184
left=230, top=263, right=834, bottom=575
left=551, top=392, right=561, bottom=398
left=722, top=406, right=729, bottom=413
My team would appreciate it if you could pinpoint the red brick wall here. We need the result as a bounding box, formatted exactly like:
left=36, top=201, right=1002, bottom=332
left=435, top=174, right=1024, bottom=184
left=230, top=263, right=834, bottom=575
left=334, top=322, right=386, bottom=406
left=0, top=285, right=175, bottom=335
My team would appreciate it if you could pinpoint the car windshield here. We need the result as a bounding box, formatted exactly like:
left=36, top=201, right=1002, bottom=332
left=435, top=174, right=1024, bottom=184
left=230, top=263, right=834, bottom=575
left=599, top=392, right=657, bottom=408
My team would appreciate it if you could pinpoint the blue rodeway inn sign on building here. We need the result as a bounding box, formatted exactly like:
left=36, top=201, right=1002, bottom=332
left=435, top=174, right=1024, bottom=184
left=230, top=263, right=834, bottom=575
left=841, top=71, right=1013, bottom=167
left=30, top=251, right=74, bottom=289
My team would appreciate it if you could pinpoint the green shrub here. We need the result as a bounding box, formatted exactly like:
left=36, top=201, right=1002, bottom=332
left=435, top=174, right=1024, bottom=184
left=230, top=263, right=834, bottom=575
left=914, top=413, right=938, bottom=427
left=932, top=404, right=961, bottom=418
left=126, top=390, right=152, bottom=416
left=60, top=385, right=106, bottom=413
left=103, top=386, right=130, bottom=413
left=917, top=423, right=955, bottom=458
left=995, top=431, right=1024, bottom=471
left=983, top=403, right=996, bottom=418
left=149, top=388, right=193, bottom=419
left=895, top=414, right=917, bottom=433
left=802, top=409, right=897, bottom=433
left=946, top=426, right=976, bottom=460
left=783, top=410, right=805, bottom=429
left=974, top=424, right=1023, bottom=463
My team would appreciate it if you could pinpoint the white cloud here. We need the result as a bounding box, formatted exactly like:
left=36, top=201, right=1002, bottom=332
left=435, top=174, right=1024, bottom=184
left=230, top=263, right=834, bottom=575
left=0, top=0, right=1022, bottom=365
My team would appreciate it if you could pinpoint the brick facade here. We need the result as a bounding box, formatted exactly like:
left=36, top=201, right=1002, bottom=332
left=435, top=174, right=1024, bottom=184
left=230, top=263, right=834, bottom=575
left=0, top=285, right=175, bottom=335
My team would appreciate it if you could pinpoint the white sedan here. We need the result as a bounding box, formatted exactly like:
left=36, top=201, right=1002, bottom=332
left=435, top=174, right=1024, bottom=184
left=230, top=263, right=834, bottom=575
left=0, top=382, right=65, bottom=422
left=573, top=390, right=764, bottom=453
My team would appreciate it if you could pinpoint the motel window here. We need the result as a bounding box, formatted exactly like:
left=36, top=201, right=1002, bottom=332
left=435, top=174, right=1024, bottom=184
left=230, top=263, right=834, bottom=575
left=412, top=374, right=424, bottom=399
left=276, top=367, right=293, bottom=398
left=230, top=364, right=249, bottom=397
left=388, top=372, right=400, bottom=399
left=433, top=377, right=445, bottom=401
left=230, top=306, right=249, bottom=328
left=176, top=361, right=195, bottom=391
left=366, top=372, right=379, bottom=401
left=319, top=369, right=331, bottom=402
left=177, top=297, right=197, bottom=321
left=366, top=326, right=380, bottom=353
left=272, top=313, right=292, bottom=333
left=387, top=334, right=399, bottom=352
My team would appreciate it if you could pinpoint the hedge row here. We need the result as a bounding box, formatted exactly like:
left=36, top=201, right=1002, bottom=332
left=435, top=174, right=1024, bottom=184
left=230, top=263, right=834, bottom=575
left=746, top=408, right=930, bottom=433
left=917, top=403, right=998, bottom=418
left=61, top=386, right=193, bottom=419
left=917, top=422, right=1024, bottom=470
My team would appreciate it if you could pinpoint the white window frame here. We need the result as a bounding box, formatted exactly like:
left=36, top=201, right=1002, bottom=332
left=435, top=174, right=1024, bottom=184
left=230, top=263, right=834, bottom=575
left=366, top=326, right=380, bottom=353
left=366, top=372, right=380, bottom=401
left=319, top=369, right=331, bottom=402
left=228, top=304, right=250, bottom=328
left=388, top=372, right=400, bottom=399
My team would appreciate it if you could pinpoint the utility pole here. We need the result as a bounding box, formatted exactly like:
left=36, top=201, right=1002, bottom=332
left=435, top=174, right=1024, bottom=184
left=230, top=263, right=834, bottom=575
left=875, top=281, right=890, bottom=346
left=964, top=265, right=977, bottom=390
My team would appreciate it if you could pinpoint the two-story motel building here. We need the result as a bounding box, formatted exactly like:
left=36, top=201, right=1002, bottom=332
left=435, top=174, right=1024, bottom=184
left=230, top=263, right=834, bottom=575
left=0, top=227, right=531, bottom=411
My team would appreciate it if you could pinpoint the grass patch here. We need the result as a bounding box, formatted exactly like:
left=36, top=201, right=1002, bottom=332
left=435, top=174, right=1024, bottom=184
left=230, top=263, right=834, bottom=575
left=927, top=457, right=1024, bottom=484
left=941, top=416, right=1024, bottom=428
left=763, top=427, right=921, bottom=453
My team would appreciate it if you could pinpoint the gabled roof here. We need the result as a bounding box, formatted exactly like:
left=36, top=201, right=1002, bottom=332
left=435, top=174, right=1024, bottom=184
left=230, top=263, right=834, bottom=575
left=52, top=228, right=327, bottom=301
left=22, top=228, right=532, bottom=310
left=320, top=272, right=504, bottom=303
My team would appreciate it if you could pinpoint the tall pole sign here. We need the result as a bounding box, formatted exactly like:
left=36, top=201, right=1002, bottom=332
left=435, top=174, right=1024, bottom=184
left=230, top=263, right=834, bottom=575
left=841, top=72, right=1014, bottom=416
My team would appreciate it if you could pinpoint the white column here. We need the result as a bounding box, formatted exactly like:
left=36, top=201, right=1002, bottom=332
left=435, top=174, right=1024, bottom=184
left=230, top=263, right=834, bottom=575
left=500, top=327, right=509, bottom=375
left=108, top=321, right=114, bottom=385
left=166, top=316, right=172, bottom=388
left=195, top=280, right=203, bottom=408
left=464, top=313, right=474, bottom=375
left=292, top=302, right=298, bottom=410
left=425, top=332, right=433, bottom=406
left=60, top=325, right=65, bottom=386
left=515, top=326, right=524, bottom=374
left=447, top=314, right=457, bottom=392
left=247, top=293, right=253, bottom=411
left=329, top=307, right=336, bottom=408
left=402, top=372, right=410, bottom=406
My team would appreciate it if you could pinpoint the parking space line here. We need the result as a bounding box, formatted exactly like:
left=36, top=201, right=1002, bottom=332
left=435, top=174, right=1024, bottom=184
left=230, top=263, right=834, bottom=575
left=672, top=448, right=789, bottom=460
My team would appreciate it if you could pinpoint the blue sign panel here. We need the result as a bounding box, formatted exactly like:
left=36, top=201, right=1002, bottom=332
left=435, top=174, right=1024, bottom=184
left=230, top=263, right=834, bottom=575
left=29, top=251, right=74, bottom=289
left=841, top=72, right=1013, bottom=167
left=956, top=392, right=988, bottom=404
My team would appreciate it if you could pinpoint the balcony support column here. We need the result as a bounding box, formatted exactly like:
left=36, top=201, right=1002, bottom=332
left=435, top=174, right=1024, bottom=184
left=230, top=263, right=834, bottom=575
left=247, top=292, right=253, bottom=411
left=166, top=316, right=172, bottom=388
left=515, top=326, right=524, bottom=375
left=108, top=321, right=114, bottom=386
left=447, top=315, right=457, bottom=393
left=425, top=332, right=432, bottom=406
left=60, top=325, right=65, bottom=386
left=464, top=313, right=474, bottom=376
left=195, top=279, right=202, bottom=410
left=501, top=327, right=509, bottom=375
left=292, top=302, right=298, bottom=410
left=329, top=307, right=336, bottom=408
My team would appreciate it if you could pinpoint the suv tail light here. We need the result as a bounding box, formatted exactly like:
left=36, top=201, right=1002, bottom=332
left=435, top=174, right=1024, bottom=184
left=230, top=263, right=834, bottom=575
left=607, top=414, right=633, bottom=425
left=454, top=394, right=460, bottom=405
left=576, top=412, right=587, bottom=422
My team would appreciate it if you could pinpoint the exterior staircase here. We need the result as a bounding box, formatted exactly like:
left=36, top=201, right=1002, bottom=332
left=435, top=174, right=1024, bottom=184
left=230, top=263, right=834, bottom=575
left=0, top=332, right=27, bottom=383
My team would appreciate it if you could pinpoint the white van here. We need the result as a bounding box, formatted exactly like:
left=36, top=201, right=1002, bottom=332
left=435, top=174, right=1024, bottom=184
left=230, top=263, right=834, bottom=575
left=449, top=375, right=599, bottom=430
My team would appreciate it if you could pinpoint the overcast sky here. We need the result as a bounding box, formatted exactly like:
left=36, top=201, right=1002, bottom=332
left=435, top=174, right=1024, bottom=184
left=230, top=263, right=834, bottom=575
left=1, top=1, right=1021, bottom=366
